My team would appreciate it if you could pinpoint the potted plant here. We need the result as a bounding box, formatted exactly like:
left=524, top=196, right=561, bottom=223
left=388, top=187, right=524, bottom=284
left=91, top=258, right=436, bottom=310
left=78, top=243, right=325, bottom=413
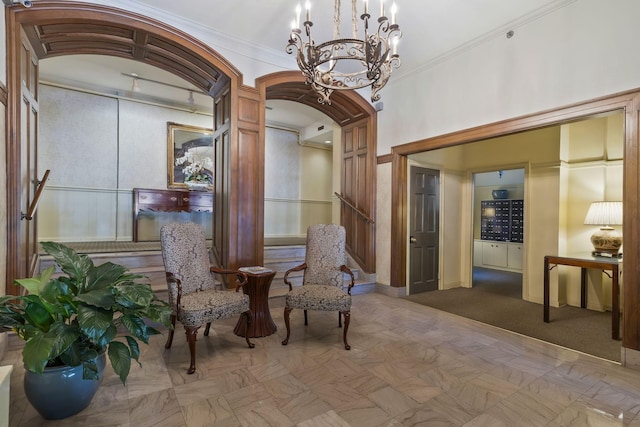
left=175, top=149, right=213, bottom=191
left=0, top=242, right=173, bottom=420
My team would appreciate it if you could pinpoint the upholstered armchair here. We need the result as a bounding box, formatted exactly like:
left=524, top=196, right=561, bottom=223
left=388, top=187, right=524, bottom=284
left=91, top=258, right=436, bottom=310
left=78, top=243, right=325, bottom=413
left=160, top=222, right=254, bottom=374
left=281, top=224, right=355, bottom=350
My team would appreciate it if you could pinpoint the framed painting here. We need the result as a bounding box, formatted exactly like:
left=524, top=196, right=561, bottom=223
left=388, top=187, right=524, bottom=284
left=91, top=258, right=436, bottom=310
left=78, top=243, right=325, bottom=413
left=167, top=122, right=214, bottom=189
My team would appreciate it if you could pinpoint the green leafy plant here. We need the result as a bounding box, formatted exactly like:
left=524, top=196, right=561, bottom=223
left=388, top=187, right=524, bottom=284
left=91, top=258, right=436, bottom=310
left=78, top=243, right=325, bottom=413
left=0, top=242, right=173, bottom=384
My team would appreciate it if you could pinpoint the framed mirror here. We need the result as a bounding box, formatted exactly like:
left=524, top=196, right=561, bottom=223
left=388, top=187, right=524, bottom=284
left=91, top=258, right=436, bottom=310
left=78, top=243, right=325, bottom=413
left=167, top=122, right=214, bottom=189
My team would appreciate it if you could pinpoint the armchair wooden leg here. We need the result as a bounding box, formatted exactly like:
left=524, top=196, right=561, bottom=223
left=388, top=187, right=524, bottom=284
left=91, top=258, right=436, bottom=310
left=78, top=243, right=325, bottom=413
left=304, top=309, right=308, bottom=325
left=282, top=306, right=293, bottom=345
left=184, top=325, right=200, bottom=374
left=338, top=312, right=342, bottom=328
left=243, top=311, right=255, bottom=348
left=165, top=314, right=176, bottom=349
left=204, top=322, right=212, bottom=336
left=341, top=310, right=351, bottom=350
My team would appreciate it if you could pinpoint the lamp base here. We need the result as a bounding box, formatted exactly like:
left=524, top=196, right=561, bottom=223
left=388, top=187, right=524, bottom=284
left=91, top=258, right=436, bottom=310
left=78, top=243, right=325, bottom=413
left=590, top=226, right=622, bottom=255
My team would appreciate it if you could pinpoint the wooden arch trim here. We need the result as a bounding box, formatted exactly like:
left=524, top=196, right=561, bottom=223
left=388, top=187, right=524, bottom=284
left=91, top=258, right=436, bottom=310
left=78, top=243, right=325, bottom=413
left=258, top=71, right=376, bottom=127
left=9, top=0, right=241, bottom=93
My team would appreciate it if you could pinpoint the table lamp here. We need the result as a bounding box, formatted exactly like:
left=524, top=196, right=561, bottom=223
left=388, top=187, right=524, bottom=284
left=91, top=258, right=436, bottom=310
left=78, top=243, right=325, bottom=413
left=584, top=201, right=623, bottom=256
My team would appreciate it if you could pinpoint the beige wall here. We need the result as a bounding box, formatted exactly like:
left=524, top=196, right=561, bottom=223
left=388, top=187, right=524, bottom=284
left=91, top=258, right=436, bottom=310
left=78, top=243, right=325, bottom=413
left=264, top=127, right=332, bottom=239
left=558, top=114, right=623, bottom=311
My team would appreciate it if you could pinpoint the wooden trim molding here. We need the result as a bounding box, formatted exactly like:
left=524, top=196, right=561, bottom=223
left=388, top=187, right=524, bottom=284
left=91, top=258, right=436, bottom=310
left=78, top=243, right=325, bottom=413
left=390, top=152, right=407, bottom=287
left=389, top=88, right=640, bottom=354
left=377, top=153, right=393, bottom=164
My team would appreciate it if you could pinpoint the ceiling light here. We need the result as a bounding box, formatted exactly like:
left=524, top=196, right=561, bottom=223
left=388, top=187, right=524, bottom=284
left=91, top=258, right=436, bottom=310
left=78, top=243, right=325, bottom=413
left=121, top=72, right=204, bottom=105
left=287, top=0, right=402, bottom=105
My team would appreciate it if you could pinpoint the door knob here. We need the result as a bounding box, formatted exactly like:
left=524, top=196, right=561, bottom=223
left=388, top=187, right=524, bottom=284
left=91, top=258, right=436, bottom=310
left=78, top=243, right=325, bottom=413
left=410, top=236, right=417, bottom=243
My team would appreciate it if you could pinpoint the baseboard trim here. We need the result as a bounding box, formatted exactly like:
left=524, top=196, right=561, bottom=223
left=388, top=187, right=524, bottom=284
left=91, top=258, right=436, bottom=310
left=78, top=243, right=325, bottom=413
left=375, top=283, right=406, bottom=298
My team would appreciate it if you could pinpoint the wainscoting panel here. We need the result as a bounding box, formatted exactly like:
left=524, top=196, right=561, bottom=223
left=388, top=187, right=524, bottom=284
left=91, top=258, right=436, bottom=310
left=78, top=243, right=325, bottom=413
left=264, top=197, right=331, bottom=237
left=38, top=186, right=118, bottom=242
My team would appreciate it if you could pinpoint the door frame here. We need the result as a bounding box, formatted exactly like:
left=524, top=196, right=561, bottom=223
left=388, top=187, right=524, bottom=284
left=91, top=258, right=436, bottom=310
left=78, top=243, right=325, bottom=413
left=389, top=89, right=640, bottom=355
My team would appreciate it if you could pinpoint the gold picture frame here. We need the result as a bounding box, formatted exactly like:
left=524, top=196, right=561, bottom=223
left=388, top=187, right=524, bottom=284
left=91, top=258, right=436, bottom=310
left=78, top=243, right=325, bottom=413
left=167, top=122, right=214, bottom=189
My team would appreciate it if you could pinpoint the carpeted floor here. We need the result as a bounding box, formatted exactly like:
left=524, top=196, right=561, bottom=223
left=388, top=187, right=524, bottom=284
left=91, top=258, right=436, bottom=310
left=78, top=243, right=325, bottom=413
left=404, top=267, right=621, bottom=362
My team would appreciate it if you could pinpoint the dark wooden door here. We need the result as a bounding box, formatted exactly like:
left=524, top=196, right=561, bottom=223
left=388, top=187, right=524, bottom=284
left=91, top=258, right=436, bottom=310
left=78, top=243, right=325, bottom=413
left=342, top=118, right=375, bottom=272
left=409, top=166, right=440, bottom=294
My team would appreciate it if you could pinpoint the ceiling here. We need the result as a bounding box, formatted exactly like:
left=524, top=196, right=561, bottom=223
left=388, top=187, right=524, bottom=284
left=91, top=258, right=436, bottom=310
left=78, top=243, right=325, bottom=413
left=37, top=0, right=571, bottom=144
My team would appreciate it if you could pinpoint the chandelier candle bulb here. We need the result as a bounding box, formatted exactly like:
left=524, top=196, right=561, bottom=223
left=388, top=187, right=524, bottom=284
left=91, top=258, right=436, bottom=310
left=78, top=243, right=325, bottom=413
left=295, top=3, right=301, bottom=28
left=391, top=2, right=397, bottom=24
left=287, top=0, right=402, bottom=104
left=380, top=0, right=384, bottom=17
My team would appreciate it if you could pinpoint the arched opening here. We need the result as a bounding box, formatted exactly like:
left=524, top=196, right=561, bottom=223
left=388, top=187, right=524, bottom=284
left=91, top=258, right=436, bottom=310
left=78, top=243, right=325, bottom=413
left=5, top=1, right=263, bottom=290
left=256, top=72, right=378, bottom=273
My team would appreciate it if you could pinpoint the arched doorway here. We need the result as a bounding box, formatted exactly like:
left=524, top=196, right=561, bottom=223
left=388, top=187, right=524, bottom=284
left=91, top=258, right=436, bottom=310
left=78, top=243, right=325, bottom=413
left=4, top=1, right=263, bottom=290
left=256, top=71, right=378, bottom=273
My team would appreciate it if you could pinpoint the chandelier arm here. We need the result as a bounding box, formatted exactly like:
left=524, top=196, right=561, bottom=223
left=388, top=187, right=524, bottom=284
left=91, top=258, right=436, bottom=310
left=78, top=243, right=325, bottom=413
left=286, top=0, right=402, bottom=104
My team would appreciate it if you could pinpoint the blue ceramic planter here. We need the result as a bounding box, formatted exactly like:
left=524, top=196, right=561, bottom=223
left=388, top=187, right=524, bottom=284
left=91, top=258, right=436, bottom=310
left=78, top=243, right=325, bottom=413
left=23, top=352, right=106, bottom=420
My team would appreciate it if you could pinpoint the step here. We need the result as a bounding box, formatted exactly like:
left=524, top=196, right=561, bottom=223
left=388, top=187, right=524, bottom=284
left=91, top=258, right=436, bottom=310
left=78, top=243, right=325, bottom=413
left=39, top=251, right=164, bottom=273
left=263, top=245, right=306, bottom=260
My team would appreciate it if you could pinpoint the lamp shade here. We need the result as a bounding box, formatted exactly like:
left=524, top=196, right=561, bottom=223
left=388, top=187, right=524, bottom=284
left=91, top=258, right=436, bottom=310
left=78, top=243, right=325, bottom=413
left=584, top=201, right=623, bottom=255
left=584, top=201, right=623, bottom=226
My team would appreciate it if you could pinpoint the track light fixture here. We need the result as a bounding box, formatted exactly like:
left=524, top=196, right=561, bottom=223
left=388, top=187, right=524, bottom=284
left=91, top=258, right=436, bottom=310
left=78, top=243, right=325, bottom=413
left=121, top=72, right=204, bottom=105
left=131, top=77, right=140, bottom=92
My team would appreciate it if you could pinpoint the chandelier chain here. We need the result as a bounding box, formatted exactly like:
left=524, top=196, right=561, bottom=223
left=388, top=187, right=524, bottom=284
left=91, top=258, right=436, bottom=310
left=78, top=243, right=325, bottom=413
left=334, top=0, right=340, bottom=39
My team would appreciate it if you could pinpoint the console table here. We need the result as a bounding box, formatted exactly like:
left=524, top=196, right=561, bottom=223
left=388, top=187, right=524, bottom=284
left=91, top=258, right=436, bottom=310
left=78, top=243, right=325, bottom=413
left=543, top=254, right=622, bottom=340
left=132, top=188, right=213, bottom=242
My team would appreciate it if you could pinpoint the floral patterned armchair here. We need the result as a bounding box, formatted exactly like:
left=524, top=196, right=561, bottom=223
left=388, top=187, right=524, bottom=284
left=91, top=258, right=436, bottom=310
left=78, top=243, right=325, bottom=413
left=160, top=222, right=254, bottom=374
left=281, top=224, right=355, bottom=350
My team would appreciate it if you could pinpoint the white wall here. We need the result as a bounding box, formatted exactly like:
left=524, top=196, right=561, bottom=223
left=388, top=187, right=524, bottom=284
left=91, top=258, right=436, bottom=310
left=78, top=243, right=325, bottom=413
left=38, top=85, right=213, bottom=241
left=378, top=0, right=640, bottom=153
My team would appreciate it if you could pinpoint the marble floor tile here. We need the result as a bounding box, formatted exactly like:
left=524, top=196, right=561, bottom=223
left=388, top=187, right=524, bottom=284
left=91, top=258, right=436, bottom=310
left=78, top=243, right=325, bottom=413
left=3, top=292, right=640, bottom=427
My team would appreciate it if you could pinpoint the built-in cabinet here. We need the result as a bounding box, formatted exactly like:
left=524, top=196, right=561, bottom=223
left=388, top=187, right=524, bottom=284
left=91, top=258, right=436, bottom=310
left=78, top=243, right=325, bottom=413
left=475, top=197, right=524, bottom=272
left=474, top=240, right=523, bottom=272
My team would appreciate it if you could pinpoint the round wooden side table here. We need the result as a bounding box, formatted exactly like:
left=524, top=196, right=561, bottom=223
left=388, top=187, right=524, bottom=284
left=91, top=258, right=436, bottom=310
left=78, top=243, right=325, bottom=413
left=234, top=267, right=278, bottom=338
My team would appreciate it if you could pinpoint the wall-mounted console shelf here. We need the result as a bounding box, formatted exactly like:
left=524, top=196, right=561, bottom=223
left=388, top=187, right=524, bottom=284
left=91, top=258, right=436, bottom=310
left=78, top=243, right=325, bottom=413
left=132, top=188, right=213, bottom=242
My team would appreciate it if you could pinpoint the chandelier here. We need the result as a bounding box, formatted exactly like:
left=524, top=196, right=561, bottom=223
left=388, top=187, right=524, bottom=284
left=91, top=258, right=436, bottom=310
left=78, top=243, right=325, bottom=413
left=286, top=0, right=402, bottom=105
